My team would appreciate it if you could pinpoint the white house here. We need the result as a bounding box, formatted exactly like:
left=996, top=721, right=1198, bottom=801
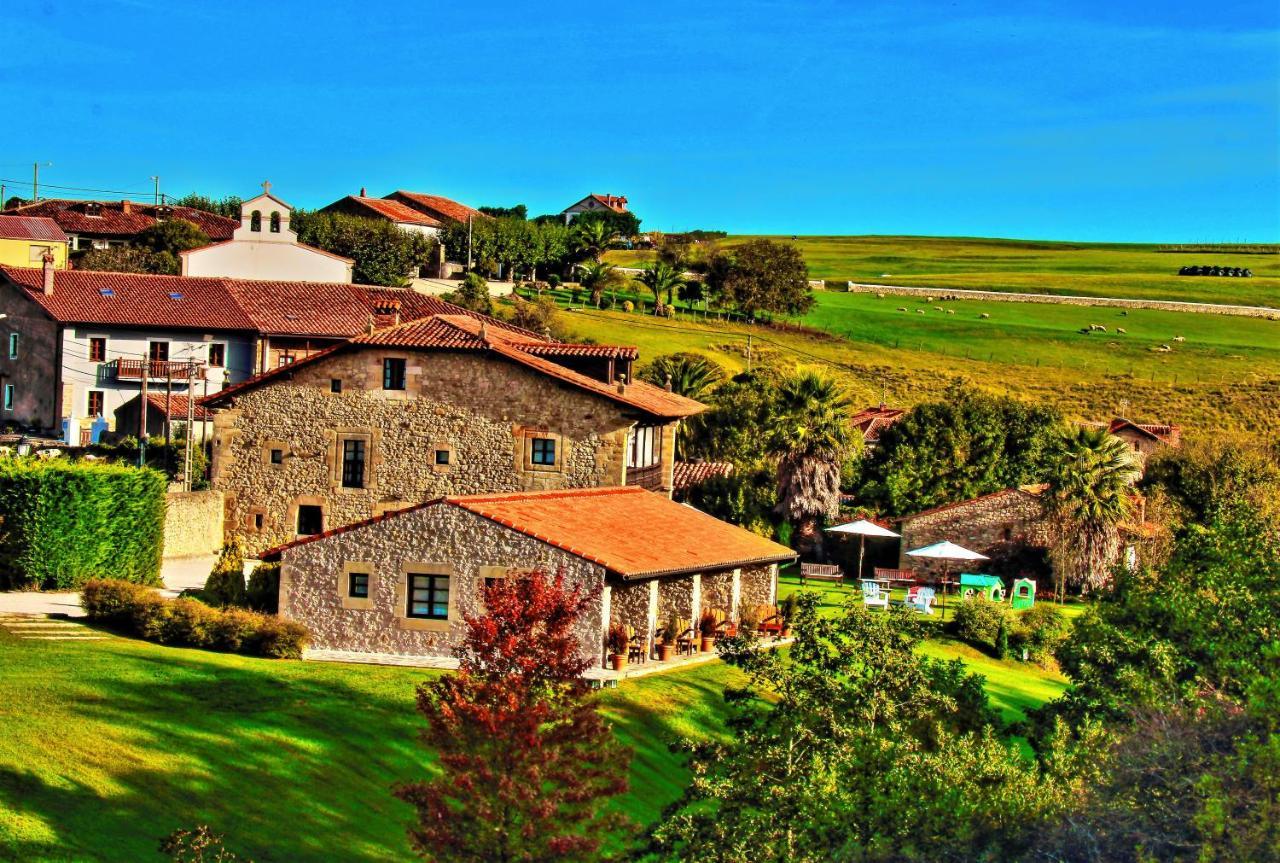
left=181, top=183, right=354, bottom=283
left=561, top=193, right=629, bottom=223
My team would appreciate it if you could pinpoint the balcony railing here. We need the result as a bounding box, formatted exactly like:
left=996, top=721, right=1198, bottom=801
left=625, top=463, right=664, bottom=491
left=105, top=359, right=206, bottom=382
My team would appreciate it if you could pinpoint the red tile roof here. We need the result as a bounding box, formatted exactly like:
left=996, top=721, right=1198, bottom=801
left=587, top=194, right=629, bottom=213
left=200, top=311, right=705, bottom=420
left=130, top=393, right=213, bottom=421
left=1106, top=418, right=1181, bottom=447
left=895, top=484, right=1049, bottom=523
left=387, top=191, right=487, bottom=225
left=334, top=196, right=443, bottom=227
left=0, top=216, right=70, bottom=243
left=850, top=403, right=906, bottom=443
left=11, top=199, right=237, bottom=241
left=0, top=266, right=453, bottom=336
left=673, top=461, right=734, bottom=491
left=262, top=486, right=796, bottom=578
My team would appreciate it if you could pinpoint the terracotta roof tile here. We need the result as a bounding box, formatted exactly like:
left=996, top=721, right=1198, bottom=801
left=0, top=216, right=70, bottom=243
left=337, top=196, right=443, bottom=227
left=895, top=484, right=1048, bottom=524
left=263, top=487, right=796, bottom=578
left=388, top=191, right=487, bottom=225
left=137, top=393, right=212, bottom=421
left=850, top=404, right=906, bottom=443
left=12, top=199, right=236, bottom=241
left=673, top=461, right=734, bottom=491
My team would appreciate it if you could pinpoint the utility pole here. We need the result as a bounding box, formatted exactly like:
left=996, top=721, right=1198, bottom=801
left=151, top=176, right=160, bottom=206
left=466, top=215, right=473, bottom=271
left=746, top=335, right=753, bottom=373
left=164, top=373, right=173, bottom=475
left=0, top=184, right=5, bottom=211
left=138, top=355, right=149, bottom=468
left=32, top=163, right=39, bottom=202
left=184, top=361, right=196, bottom=491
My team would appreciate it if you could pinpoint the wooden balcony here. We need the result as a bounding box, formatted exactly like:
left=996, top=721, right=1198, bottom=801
left=105, top=359, right=206, bottom=382
left=625, top=464, right=664, bottom=491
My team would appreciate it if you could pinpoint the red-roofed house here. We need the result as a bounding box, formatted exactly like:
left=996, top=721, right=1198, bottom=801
left=320, top=190, right=444, bottom=238
left=1081, top=417, right=1181, bottom=462
left=383, top=191, right=487, bottom=226
left=561, top=193, right=629, bottom=222
left=9, top=199, right=236, bottom=254
left=259, top=486, right=793, bottom=669
left=181, top=186, right=354, bottom=283
left=850, top=402, right=906, bottom=447
left=199, top=311, right=704, bottom=555
left=0, top=216, right=70, bottom=271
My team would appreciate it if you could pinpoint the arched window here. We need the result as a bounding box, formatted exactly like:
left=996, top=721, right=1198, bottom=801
left=250, top=210, right=262, bottom=232
left=270, top=211, right=281, bottom=233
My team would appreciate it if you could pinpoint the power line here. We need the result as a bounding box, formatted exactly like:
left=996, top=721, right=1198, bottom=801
left=0, top=177, right=159, bottom=198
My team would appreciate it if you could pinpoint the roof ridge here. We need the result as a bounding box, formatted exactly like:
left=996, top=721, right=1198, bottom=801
left=451, top=486, right=644, bottom=504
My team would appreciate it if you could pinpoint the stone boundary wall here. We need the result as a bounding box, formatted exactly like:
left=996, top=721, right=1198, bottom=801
left=837, top=282, right=1280, bottom=319
left=163, top=490, right=225, bottom=558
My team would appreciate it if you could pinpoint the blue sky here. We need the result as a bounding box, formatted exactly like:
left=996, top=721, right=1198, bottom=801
left=2, top=0, right=1277, bottom=241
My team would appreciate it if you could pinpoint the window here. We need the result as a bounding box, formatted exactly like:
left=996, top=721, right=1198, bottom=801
left=341, top=439, right=366, bottom=489
left=88, top=337, right=106, bottom=362
left=7, top=333, right=17, bottom=359
left=250, top=210, right=262, bottom=232
left=208, top=344, right=225, bottom=368
left=149, top=341, right=169, bottom=361
left=435, top=449, right=450, bottom=466
left=296, top=505, right=323, bottom=536
left=270, top=211, right=282, bottom=233
left=254, top=513, right=264, bottom=530
left=407, top=573, right=450, bottom=620
left=530, top=437, right=556, bottom=466
left=277, top=350, right=296, bottom=368
left=330, top=379, right=343, bottom=394
left=270, top=448, right=284, bottom=465
left=28, top=244, right=52, bottom=263
left=87, top=390, right=104, bottom=417
left=383, top=358, right=406, bottom=390
left=2, top=385, right=12, bottom=411
left=349, top=570, right=370, bottom=598
left=628, top=425, right=661, bottom=469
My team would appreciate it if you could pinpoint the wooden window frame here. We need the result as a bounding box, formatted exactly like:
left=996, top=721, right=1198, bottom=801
left=207, top=343, right=226, bottom=368
left=86, top=390, right=104, bottom=418
left=396, top=563, right=456, bottom=633
left=382, top=357, right=406, bottom=391
left=88, top=336, right=107, bottom=363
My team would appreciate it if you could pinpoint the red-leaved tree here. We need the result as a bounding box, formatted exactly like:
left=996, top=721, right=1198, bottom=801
left=394, top=569, right=632, bottom=862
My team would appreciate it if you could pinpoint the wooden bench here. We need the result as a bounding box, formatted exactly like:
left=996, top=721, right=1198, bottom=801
left=800, top=563, right=843, bottom=586
left=873, top=567, right=917, bottom=584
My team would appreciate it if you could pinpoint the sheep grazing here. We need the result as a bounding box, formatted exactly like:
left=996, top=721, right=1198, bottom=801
left=1116, top=327, right=1127, bottom=334
left=916, top=309, right=926, bottom=314
left=1158, top=344, right=1172, bottom=352
left=875, top=292, right=886, bottom=299
left=1172, top=336, right=1185, bottom=342
left=926, top=296, right=935, bottom=303
left=1089, top=324, right=1107, bottom=332
left=945, top=309, right=955, bottom=314
left=1119, top=311, right=1128, bottom=316
left=897, top=307, right=908, bottom=312
left=979, top=313, right=991, bottom=319
left=934, top=306, right=944, bottom=312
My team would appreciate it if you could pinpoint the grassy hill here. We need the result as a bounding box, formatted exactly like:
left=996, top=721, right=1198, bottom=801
left=605, top=235, right=1280, bottom=307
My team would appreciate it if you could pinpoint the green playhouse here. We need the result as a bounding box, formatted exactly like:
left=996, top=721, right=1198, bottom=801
left=959, top=573, right=1005, bottom=602
left=1010, top=578, right=1036, bottom=610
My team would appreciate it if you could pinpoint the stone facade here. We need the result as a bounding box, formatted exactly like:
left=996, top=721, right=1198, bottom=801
left=278, top=502, right=607, bottom=663
left=212, top=348, right=678, bottom=555
left=897, top=488, right=1051, bottom=576
left=163, top=490, right=225, bottom=558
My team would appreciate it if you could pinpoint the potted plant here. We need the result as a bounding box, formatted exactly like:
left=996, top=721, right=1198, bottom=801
left=657, top=615, right=679, bottom=662
left=698, top=610, right=717, bottom=653
left=780, top=594, right=799, bottom=638
left=607, top=624, right=630, bottom=671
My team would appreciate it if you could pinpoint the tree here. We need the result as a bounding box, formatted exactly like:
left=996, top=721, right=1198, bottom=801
left=479, top=204, right=527, bottom=220
left=78, top=245, right=177, bottom=275
left=572, top=208, right=640, bottom=241
left=706, top=239, right=813, bottom=319
left=684, top=370, right=782, bottom=468
left=447, top=272, right=493, bottom=315
left=639, top=353, right=726, bottom=402
left=575, top=261, right=622, bottom=307
left=137, top=218, right=210, bottom=257
left=677, top=279, right=705, bottom=311
left=169, top=194, right=244, bottom=220
left=856, top=386, right=1063, bottom=516
left=508, top=294, right=566, bottom=340
left=160, top=825, right=250, bottom=862
left=571, top=219, right=618, bottom=263
left=292, top=211, right=436, bottom=286
left=768, top=371, right=853, bottom=556
left=393, top=570, right=630, bottom=862
left=648, top=595, right=1093, bottom=862
left=638, top=261, right=684, bottom=312
left=1043, top=427, right=1141, bottom=595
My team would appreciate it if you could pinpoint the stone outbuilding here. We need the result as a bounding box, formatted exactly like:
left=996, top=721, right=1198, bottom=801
left=895, top=484, right=1051, bottom=576
left=260, top=486, right=795, bottom=668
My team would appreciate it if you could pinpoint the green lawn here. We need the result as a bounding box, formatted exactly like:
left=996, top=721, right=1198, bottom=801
left=0, top=615, right=1071, bottom=861
left=606, top=235, right=1280, bottom=307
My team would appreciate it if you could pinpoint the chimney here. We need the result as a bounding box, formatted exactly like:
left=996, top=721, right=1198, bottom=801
left=372, top=299, right=402, bottom=328
left=664, top=373, right=673, bottom=392
left=121, top=199, right=132, bottom=215
left=617, top=380, right=627, bottom=395
left=360, top=187, right=367, bottom=197
left=41, top=249, right=55, bottom=296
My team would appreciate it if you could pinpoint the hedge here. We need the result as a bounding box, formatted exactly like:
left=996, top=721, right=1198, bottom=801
left=81, top=579, right=309, bottom=659
left=0, top=459, right=167, bottom=590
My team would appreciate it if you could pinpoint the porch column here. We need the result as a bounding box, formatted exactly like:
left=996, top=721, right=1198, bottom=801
left=768, top=563, right=779, bottom=605
left=730, top=568, right=742, bottom=620
left=600, top=581, right=612, bottom=662
left=690, top=573, right=701, bottom=632
left=647, top=579, right=659, bottom=656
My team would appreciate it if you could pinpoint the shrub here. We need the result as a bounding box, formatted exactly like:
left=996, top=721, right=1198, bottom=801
left=203, top=543, right=247, bottom=608
left=622, top=300, right=634, bottom=313
left=245, top=562, right=280, bottom=614
left=81, top=578, right=308, bottom=659
left=1010, top=603, right=1069, bottom=665
left=0, top=459, right=166, bottom=590
left=952, top=598, right=1012, bottom=651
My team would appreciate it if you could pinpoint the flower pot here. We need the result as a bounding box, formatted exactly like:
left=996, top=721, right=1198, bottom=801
left=657, top=643, right=674, bottom=662
left=700, top=636, right=715, bottom=653
left=782, top=627, right=793, bottom=638
left=610, top=653, right=627, bottom=671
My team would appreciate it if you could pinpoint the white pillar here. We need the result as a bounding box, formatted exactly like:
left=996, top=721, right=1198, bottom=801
left=768, top=563, right=778, bottom=605
left=730, top=568, right=742, bottom=620
left=647, top=579, right=659, bottom=656
left=600, top=581, right=612, bottom=657
left=690, top=573, right=702, bottom=631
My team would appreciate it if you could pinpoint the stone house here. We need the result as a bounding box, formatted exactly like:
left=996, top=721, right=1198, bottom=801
left=850, top=402, right=905, bottom=448
left=896, top=485, right=1051, bottom=576
left=260, top=486, right=794, bottom=667
left=8, top=198, right=236, bottom=254
left=201, top=313, right=704, bottom=555
left=1094, top=417, right=1181, bottom=464
left=319, top=190, right=445, bottom=239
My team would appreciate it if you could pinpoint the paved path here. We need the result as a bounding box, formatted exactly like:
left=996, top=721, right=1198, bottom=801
left=0, top=554, right=218, bottom=618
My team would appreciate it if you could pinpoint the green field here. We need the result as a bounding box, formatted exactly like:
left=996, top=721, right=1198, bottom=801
left=0, top=619, right=1066, bottom=861
left=605, top=235, right=1280, bottom=307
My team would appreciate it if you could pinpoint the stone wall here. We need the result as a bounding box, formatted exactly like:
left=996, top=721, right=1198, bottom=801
left=738, top=563, right=778, bottom=612
left=280, top=502, right=606, bottom=663
left=163, top=490, right=225, bottom=558
left=897, top=489, right=1050, bottom=576
left=701, top=570, right=735, bottom=616
left=657, top=575, right=695, bottom=627
left=0, top=285, right=60, bottom=432
left=212, top=348, right=673, bottom=555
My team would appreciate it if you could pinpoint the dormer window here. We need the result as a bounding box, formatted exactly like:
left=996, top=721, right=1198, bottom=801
left=250, top=210, right=262, bottom=232
left=270, top=211, right=281, bottom=233
left=84, top=202, right=101, bottom=217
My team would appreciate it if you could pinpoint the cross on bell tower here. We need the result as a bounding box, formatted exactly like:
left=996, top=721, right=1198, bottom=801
left=261, top=180, right=272, bottom=195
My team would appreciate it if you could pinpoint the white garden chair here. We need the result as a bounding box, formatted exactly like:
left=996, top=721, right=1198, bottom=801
left=861, top=580, right=888, bottom=610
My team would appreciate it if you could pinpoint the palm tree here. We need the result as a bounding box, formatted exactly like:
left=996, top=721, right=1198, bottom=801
left=1044, top=427, right=1142, bottom=596
left=767, top=372, right=854, bottom=557
left=576, top=261, right=618, bottom=308
left=639, top=261, right=684, bottom=313
left=572, top=220, right=618, bottom=263
left=639, top=354, right=727, bottom=460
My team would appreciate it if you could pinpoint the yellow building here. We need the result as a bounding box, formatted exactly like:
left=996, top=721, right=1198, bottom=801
left=0, top=216, right=70, bottom=270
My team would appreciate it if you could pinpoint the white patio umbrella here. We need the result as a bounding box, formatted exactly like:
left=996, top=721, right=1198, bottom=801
left=905, top=541, right=989, bottom=618
left=826, top=519, right=900, bottom=581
